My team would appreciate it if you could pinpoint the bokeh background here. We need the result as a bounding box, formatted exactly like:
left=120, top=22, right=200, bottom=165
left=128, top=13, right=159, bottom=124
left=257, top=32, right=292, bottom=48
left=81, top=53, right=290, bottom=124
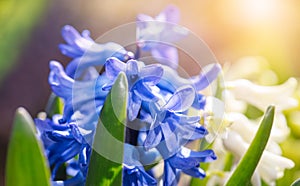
left=1, top=0, right=300, bottom=185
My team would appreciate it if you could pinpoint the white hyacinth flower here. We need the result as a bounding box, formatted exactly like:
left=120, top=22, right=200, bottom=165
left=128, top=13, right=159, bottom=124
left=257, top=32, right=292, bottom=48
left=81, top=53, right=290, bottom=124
left=206, top=59, right=297, bottom=186
left=223, top=130, right=294, bottom=186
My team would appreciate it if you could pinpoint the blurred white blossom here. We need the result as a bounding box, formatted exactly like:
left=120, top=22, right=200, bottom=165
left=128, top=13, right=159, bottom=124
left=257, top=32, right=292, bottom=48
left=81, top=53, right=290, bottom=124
left=207, top=58, right=297, bottom=186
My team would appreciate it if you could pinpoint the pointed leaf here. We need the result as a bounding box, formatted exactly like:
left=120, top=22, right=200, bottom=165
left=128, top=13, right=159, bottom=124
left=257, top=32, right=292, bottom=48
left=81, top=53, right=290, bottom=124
left=226, top=105, right=275, bottom=186
left=86, top=72, right=128, bottom=186
left=6, top=107, right=51, bottom=186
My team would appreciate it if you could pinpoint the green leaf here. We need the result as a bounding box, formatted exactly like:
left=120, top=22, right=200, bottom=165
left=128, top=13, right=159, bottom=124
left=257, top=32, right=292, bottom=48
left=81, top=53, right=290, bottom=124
left=86, top=72, right=128, bottom=186
left=226, top=105, right=275, bottom=186
left=6, top=107, right=51, bottom=186
left=291, top=178, right=300, bottom=186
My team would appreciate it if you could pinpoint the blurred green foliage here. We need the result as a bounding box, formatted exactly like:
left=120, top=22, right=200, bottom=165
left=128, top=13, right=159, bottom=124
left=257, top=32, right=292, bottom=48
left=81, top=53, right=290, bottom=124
left=0, top=0, right=47, bottom=83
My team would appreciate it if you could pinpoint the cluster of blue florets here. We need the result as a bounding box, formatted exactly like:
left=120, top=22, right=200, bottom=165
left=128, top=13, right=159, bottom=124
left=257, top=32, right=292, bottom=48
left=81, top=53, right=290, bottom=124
left=35, top=5, right=221, bottom=185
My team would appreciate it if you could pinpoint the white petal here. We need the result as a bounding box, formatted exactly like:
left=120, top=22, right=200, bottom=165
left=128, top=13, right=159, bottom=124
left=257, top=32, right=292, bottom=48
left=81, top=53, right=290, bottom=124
left=226, top=78, right=298, bottom=111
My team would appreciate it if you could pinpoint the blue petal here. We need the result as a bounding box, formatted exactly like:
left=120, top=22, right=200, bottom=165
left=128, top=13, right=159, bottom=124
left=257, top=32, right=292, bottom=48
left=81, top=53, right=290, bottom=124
left=70, top=124, right=84, bottom=144
left=139, top=64, right=163, bottom=85
left=81, top=29, right=93, bottom=41
left=182, top=167, right=206, bottom=179
left=61, top=25, right=81, bottom=45
left=160, top=121, right=179, bottom=154
left=163, top=161, right=179, bottom=186
left=132, top=81, right=158, bottom=102
left=126, top=60, right=139, bottom=77
left=46, top=130, right=73, bottom=141
left=105, top=57, right=126, bottom=80
left=128, top=92, right=142, bottom=121
left=168, top=147, right=216, bottom=170
left=163, top=85, right=195, bottom=112
left=79, top=146, right=89, bottom=167
left=191, top=63, right=221, bottom=91
left=144, top=118, right=162, bottom=150
left=172, top=113, right=200, bottom=124
left=158, top=65, right=191, bottom=93
left=139, top=168, right=157, bottom=185
left=151, top=44, right=178, bottom=69
left=65, top=58, right=80, bottom=77
left=188, top=149, right=217, bottom=162
left=49, top=61, right=74, bottom=99
left=59, top=44, right=83, bottom=58
left=165, top=117, right=206, bottom=142
left=192, top=93, right=206, bottom=109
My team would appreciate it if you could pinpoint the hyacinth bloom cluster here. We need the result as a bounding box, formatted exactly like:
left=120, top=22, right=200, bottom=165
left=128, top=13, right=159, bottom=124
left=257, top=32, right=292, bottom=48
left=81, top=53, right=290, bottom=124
left=206, top=59, right=296, bottom=186
left=33, top=5, right=222, bottom=185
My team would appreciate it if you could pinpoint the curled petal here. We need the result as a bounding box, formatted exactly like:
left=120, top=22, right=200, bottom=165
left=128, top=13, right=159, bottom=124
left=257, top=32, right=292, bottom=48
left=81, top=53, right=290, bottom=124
left=182, top=167, right=206, bottom=179
left=191, top=63, right=222, bottom=91
left=168, top=147, right=216, bottom=170
left=49, top=61, right=74, bottom=99
left=61, top=25, right=82, bottom=47
left=139, top=64, right=164, bottom=85
left=105, top=57, right=126, bottom=80
left=164, top=85, right=195, bottom=112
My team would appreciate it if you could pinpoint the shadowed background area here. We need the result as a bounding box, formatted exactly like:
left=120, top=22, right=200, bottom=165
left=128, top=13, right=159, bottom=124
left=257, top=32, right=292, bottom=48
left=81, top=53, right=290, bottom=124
left=1, top=0, right=300, bottom=185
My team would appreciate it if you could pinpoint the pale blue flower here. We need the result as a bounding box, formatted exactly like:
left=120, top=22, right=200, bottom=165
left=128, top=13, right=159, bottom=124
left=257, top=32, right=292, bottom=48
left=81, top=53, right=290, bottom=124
left=48, top=61, right=109, bottom=124
left=104, top=57, right=163, bottom=121
left=136, top=5, right=188, bottom=69
left=59, top=25, right=133, bottom=78
left=35, top=116, right=90, bottom=185
left=163, top=147, right=217, bottom=186
left=143, top=85, right=207, bottom=156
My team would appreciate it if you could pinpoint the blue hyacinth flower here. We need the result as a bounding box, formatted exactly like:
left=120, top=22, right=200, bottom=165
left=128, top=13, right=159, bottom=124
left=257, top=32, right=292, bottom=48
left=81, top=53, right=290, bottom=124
left=104, top=57, right=163, bottom=121
left=156, top=64, right=221, bottom=109
left=35, top=116, right=90, bottom=185
left=48, top=60, right=109, bottom=124
left=163, top=147, right=217, bottom=186
left=59, top=25, right=133, bottom=78
left=123, top=144, right=157, bottom=186
left=137, top=5, right=188, bottom=69
left=144, top=85, right=207, bottom=157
